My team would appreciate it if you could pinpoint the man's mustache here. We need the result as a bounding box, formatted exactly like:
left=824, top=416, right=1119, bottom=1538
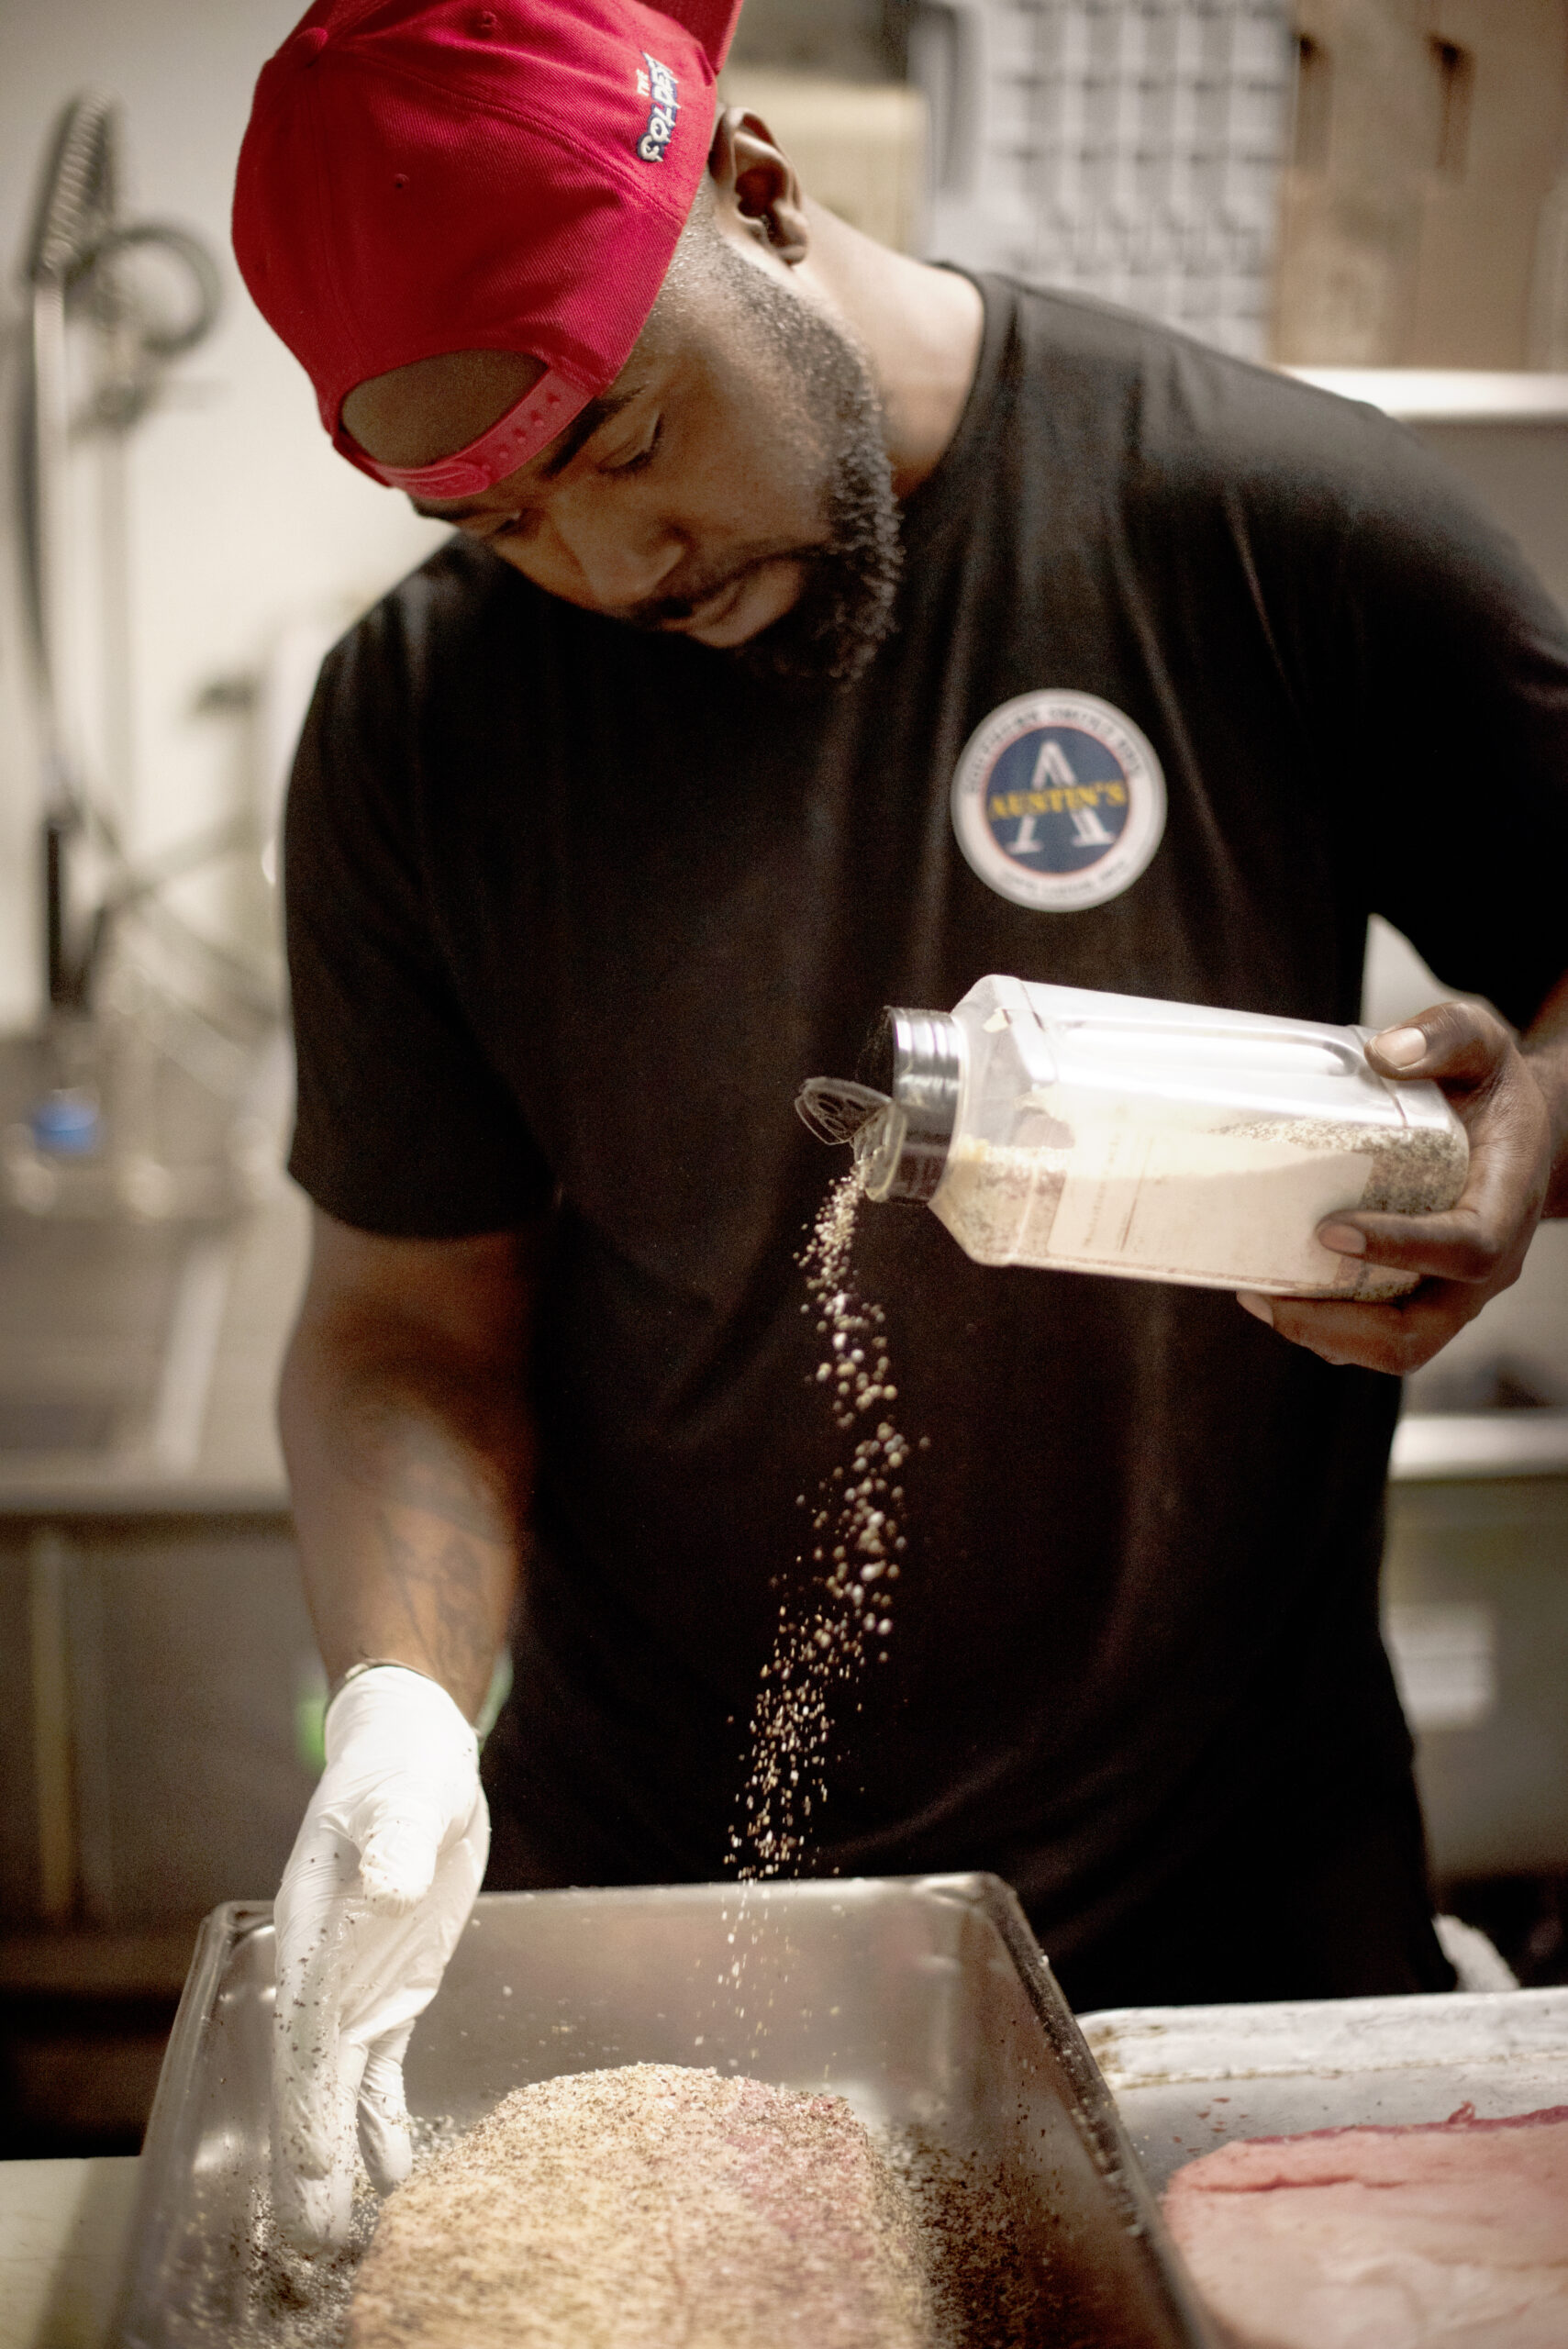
left=614, top=547, right=817, bottom=632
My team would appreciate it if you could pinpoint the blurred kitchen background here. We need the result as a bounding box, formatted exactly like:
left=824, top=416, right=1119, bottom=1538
left=1, top=0, right=1566, bottom=2162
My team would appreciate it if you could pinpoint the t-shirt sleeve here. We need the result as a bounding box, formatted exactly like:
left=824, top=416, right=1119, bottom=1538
left=284, top=596, right=553, bottom=1237
left=1295, top=407, right=1568, bottom=1031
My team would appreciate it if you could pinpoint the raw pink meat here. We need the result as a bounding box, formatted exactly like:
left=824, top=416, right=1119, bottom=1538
left=1162, top=2103, right=1568, bottom=2348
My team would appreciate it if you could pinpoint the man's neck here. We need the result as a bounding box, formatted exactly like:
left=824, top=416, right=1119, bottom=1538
left=796, top=202, right=985, bottom=500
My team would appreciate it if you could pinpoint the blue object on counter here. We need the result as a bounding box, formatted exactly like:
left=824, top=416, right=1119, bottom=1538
left=31, top=1087, right=101, bottom=1155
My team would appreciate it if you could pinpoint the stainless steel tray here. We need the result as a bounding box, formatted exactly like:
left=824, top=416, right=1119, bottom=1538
left=114, top=1873, right=1217, bottom=2346
left=1084, top=1985, right=1568, bottom=2195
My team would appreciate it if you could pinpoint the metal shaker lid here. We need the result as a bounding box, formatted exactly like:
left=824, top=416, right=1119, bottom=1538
left=854, top=1008, right=963, bottom=1201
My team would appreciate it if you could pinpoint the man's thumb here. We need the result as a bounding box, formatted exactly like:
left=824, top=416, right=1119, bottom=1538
left=358, top=2030, right=415, bottom=2196
left=272, top=2043, right=362, bottom=2253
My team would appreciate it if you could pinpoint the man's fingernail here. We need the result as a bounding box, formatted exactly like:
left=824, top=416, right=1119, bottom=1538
left=1375, top=1025, right=1427, bottom=1068
left=1236, top=1291, right=1274, bottom=1327
left=1318, top=1222, right=1367, bottom=1255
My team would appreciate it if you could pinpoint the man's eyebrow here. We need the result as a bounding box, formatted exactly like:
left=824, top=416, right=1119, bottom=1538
left=537, top=385, right=639, bottom=478
left=408, top=386, right=644, bottom=522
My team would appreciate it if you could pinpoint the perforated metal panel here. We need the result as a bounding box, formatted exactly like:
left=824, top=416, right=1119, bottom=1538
left=914, top=0, right=1295, bottom=358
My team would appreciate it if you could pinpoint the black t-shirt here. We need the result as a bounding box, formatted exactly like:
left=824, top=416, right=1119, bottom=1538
left=286, top=278, right=1568, bottom=1983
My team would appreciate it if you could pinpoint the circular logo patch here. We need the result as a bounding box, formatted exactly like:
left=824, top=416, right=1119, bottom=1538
left=951, top=690, right=1166, bottom=912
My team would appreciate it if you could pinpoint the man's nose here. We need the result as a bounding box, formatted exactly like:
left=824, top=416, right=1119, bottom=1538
left=549, top=495, right=684, bottom=610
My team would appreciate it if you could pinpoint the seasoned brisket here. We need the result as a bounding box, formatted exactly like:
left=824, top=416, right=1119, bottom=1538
left=349, top=2062, right=935, bottom=2348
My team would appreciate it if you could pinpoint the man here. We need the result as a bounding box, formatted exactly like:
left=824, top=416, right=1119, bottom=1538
left=235, top=0, right=1568, bottom=2248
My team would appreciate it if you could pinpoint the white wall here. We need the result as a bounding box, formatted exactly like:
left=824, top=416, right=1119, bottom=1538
left=0, top=0, right=447, bottom=1031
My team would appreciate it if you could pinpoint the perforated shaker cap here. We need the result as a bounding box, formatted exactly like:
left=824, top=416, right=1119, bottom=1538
left=855, top=1008, right=964, bottom=1201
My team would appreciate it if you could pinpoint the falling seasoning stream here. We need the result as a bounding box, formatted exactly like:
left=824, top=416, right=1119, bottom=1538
left=728, top=1170, right=923, bottom=1882
left=712, top=1166, right=928, bottom=2058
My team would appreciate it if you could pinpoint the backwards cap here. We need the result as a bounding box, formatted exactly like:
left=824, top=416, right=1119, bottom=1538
left=233, top=0, right=741, bottom=496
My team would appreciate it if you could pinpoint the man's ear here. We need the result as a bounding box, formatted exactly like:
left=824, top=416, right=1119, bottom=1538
left=706, top=106, right=810, bottom=264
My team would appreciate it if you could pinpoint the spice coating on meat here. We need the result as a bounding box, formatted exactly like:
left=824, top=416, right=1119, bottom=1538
left=348, top=2062, right=936, bottom=2348
left=1162, top=2102, right=1568, bottom=2349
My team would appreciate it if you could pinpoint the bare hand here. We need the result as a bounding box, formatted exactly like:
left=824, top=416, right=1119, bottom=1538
left=1236, top=1001, right=1554, bottom=1375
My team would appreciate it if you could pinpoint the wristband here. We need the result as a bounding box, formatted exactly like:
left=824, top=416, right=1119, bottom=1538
left=325, top=1656, right=450, bottom=1710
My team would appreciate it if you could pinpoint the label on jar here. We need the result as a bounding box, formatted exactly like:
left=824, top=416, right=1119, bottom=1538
left=1049, top=1126, right=1375, bottom=1288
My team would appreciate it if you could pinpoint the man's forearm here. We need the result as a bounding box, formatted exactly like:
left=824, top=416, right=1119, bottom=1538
left=279, top=1295, right=530, bottom=1724
left=1521, top=969, right=1568, bottom=1219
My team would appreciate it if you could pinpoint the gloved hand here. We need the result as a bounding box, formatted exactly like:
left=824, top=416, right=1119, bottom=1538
left=271, top=1663, right=489, bottom=2251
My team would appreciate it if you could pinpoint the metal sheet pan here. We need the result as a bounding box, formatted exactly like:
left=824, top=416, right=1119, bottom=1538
left=1083, top=1985, right=1568, bottom=2196
left=113, top=1873, right=1217, bottom=2347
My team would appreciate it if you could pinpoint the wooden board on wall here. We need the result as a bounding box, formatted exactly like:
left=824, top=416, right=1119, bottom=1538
left=1273, top=0, right=1568, bottom=366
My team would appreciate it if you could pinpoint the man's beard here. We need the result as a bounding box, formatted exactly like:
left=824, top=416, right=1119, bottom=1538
left=734, top=400, right=902, bottom=690
left=632, top=261, right=903, bottom=691
left=733, top=296, right=901, bottom=686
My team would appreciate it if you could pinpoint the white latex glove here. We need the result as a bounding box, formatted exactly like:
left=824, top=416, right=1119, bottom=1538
left=271, top=1663, right=488, bottom=2251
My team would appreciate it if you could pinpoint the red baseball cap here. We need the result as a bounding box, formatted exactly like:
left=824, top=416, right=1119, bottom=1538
left=234, top=0, right=742, bottom=496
